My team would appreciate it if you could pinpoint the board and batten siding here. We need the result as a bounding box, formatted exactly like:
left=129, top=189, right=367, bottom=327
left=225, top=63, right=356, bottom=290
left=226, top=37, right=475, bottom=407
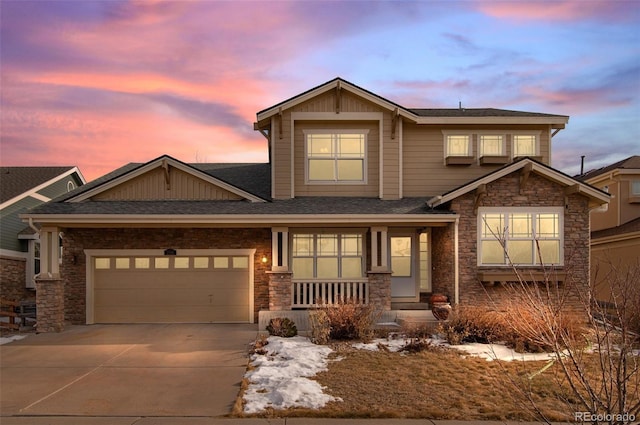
left=93, top=167, right=243, bottom=201
left=402, top=123, right=553, bottom=196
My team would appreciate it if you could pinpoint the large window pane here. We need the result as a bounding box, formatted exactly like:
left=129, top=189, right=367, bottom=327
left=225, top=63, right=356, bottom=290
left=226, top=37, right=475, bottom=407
left=292, top=258, right=314, bottom=279
left=308, top=135, right=333, bottom=157
left=341, top=258, right=362, bottom=278
left=482, top=214, right=504, bottom=238
left=308, top=160, right=335, bottom=180
left=537, top=214, right=559, bottom=237
left=508, top=241, right=533, bottom=264
left=293, top=235, right=313, bottom=256
left=481, top=240, right=504, bottom=264
left=391, top=237, right=412, bottom=277
left=391, top=257, right=411, bottom=277
left=509, top=213, right=532, bottom=238
left=318, top=235, right=338, bottom=256
left=336, top=159, right=363, bottom=180
left=480, top=135, right=503, bottom=156
left=538, top=240, right=560, bottom=263
left=341, top=235, right=362, bottom=256
left=317, top=257, right=338, bottom=279
left=337, top=135, right=364, bottom=157
left=514, top=135, right=536, bottom=156
left=447, top=135, right=470, bottom=156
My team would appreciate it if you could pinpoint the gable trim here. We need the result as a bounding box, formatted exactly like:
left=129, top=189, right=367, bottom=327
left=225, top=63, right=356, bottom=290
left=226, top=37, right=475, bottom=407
left=258, top=78, right=412, bottom=123
left=68, top=156, right=266, bottom=203
left=0, top=167, right=85, bottom=210
left=427, top=158, right=610, bottom=209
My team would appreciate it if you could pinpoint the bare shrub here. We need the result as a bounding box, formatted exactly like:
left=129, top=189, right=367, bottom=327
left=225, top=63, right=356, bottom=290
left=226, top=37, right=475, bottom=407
left=438, top=306, right=507, bottom=345
left=321, top=300, right=379, bottom=342
left=309, top=309, right=331, bottom=345
left=266, top=317, right=298, bottom=338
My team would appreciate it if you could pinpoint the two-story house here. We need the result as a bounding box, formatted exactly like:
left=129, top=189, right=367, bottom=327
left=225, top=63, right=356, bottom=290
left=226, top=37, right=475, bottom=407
left=1, top=167, right=85, bottom=304
left=22, top=78, right=609, bottom=332
left=579, top=156, right=640, bottom=302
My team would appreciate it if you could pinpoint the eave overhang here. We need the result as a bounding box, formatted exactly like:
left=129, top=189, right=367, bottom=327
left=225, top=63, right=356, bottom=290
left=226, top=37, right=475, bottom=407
left=21, top=213, right=458, bottom=227
left=427, top=158, right=610, bottom=210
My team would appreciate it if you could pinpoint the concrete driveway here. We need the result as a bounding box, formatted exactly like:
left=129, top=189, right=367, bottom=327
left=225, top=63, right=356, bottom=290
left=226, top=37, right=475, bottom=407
left=0, top=324, right=258, bottom=420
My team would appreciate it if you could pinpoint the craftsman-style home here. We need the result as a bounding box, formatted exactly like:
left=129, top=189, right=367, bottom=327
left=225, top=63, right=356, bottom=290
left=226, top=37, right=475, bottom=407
left=23, top=78, right=609, bottom=331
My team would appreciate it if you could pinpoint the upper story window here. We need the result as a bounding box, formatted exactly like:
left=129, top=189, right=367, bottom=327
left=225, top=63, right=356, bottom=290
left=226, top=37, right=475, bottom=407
left=478, top=207, right=563, bottom=266
left=291, top=232, right=364, bottom=279
left=479, top=135, right=505, bottom=156
left=443, top=133, right=473, bottom=165
left=630, top=180, right=640, bottom=203
left=305, top=131, right=367, bottom=183
left=513, top=134, right=539, bottom=157
left=446, top=135, right=471, bottom=156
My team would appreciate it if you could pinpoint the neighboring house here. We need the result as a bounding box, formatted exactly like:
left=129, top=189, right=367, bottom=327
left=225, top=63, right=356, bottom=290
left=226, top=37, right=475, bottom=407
left=1, top=167, right=85, bottom=302
left=579, top=156, right=640, bottom=302
left=22, top=78, right=609, bottom=332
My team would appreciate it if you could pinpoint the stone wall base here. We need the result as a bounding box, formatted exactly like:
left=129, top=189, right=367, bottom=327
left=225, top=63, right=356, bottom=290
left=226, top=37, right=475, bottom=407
left=268, top=271, right=293, bottom=310
left=35, top=278, right=65, bottom=332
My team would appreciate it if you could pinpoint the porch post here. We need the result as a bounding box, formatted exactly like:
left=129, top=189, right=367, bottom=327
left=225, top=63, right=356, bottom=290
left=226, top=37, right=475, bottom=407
left=35, top=226, right=65, bottom=332
left=370, top=226, right=388, bottom=272
left=271, top=227, right=289, bottom=272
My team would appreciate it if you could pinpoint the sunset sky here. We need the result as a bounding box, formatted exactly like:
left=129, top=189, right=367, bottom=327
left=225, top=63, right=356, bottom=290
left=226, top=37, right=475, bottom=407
left=1, top=0, right=638, bottom=182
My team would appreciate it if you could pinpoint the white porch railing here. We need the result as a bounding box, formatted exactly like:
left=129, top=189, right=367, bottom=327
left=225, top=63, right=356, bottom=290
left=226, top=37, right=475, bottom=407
left=292, top=279, right=369, bottom=308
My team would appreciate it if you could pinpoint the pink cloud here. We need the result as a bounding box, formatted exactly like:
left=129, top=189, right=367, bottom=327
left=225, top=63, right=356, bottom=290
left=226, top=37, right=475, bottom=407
left=475, top=0, right=636, bottom=22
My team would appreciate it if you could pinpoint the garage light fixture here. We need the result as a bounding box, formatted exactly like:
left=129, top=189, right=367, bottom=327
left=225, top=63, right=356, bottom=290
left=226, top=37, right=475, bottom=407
left=261, top=255, right=268, bottom=264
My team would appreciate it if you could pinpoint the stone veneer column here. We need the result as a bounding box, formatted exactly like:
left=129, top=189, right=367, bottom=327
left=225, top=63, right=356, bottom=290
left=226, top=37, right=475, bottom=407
left=367, top=271, right=392, bottom=310
left=267, top=271, right=293, bottom=310
left=35, top=278, right=65, bottom=332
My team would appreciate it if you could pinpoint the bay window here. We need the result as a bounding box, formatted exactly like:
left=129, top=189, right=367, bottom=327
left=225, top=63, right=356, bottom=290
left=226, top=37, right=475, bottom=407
left=292, top=233, right=364, bottom=279
left=305, top=131, right=367, bottom=183
left=478, top=208, right=563, bottom=266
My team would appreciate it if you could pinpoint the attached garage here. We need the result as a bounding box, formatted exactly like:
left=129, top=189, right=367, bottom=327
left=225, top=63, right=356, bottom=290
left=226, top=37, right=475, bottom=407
left=85, top=249, right=255, bottom=324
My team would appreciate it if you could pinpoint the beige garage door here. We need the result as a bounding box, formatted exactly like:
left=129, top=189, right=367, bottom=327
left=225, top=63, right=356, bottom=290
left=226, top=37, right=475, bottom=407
left=92, top=253, right=252, bottom=323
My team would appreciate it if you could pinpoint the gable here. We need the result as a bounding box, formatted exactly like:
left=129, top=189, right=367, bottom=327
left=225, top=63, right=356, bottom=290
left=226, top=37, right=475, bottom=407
left=427, top=158, right=610, bottom=210
left=69, top=156, right=266, bottom=203
left=292, top=88, right=386, bottom=114
left=92, top=166, right=244, bottom=201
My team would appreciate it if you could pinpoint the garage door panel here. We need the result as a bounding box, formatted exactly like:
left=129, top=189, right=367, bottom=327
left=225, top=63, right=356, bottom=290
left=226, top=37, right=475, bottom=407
left=92, top=253, right=252, bottom=323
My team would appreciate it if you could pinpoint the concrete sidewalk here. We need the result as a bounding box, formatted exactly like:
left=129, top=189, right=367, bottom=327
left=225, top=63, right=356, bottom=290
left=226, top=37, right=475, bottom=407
left=0, top=418, right=561, bottom=424
left=0, top=324, right=259, bottom=418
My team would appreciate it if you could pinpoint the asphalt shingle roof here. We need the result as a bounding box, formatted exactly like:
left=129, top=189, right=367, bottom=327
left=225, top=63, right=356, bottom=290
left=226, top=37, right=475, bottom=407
left=28, top=197, right=443, bottom=216
left=0, top=166, right=75, bottom=203
left=578, top=156, right=640, bottom=181
left=409, top=108, right=568, bottom=118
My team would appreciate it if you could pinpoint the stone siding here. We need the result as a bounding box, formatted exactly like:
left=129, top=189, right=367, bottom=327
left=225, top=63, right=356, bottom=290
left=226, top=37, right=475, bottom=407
left=268, top=271, right=292, bottom=310
left=0, top=256, right=34, bottom=302
left=61, top=227, right=271, bottom=324
left=450, top=171, right=591, bottom=317
left=367, top=271, right=392, bottom=310
left=35, top=278, right=64, bottom=332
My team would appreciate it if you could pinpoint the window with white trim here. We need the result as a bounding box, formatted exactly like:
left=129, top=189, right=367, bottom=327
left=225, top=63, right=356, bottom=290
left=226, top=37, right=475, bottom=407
left=479, top=135, right=505, bottom=156
left=445, top=134, right=472, bottom=157
left=513, top=134, right=538, bottom=157
left=291, top=233, right=364, bottom=279
left=632, top=180, right=640, bottom=196
left=478, top=208, right=563, bottom=266
left=305, top=131, right=367, bottom=183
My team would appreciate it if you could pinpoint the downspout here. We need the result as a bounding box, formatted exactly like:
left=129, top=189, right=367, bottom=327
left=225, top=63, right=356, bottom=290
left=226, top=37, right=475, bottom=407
left=454, top=217, right=459, bottom=305
left=28, top=217, right=41, bottom=281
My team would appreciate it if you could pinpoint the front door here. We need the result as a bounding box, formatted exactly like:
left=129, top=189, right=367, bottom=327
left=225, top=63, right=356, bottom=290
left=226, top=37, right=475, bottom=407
left=389, top=233, right=419, bottom=302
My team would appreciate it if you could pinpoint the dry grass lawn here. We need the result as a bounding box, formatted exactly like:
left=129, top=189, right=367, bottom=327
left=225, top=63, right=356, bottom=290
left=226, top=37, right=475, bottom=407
left=237, top=342, right=585, bottom=421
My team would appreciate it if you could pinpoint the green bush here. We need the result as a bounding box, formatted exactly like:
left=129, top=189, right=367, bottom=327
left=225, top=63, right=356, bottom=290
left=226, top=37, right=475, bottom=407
left=266, top=317, right=298, bottom=337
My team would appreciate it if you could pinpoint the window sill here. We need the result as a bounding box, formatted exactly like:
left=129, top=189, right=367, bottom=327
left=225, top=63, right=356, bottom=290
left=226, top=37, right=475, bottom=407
left=478, top=270, right=566, bottom=286
left=480, top=155, right=509, bottom=165
left=628, top=196, right=640, bottom=204
left=446, top=156, right=474, bottom=166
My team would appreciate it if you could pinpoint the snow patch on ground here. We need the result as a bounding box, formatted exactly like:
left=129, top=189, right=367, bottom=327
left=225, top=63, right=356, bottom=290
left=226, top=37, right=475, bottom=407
left=243, top=336, right=341, bottom=413
left=0, top=335, right=27, bottom=345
